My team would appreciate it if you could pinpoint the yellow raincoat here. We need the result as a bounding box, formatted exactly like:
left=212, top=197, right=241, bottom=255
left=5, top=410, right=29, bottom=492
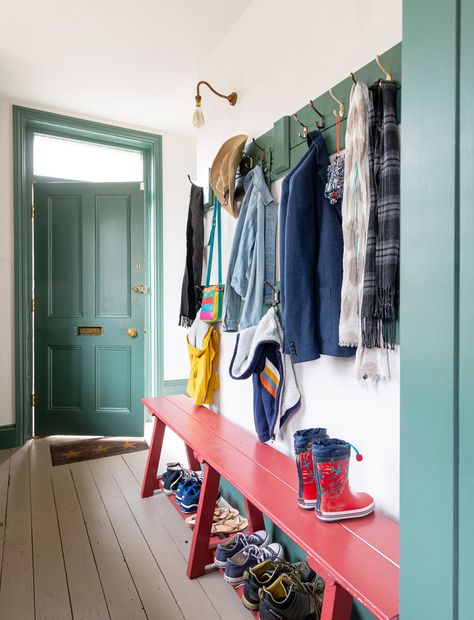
left=186, top=325, right=220, bottom=405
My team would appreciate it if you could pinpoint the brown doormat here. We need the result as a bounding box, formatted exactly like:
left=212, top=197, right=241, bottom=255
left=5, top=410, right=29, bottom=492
left=49, top=437, right=148, bottom=466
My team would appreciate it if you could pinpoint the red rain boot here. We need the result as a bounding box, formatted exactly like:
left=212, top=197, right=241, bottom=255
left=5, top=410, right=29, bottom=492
left=312, top=439, right=374, bottom=522
left=294, top=428, right=328, bottom=509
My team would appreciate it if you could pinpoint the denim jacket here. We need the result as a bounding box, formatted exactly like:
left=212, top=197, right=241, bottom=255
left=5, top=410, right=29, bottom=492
left=223, top=165, right=277, bottom=332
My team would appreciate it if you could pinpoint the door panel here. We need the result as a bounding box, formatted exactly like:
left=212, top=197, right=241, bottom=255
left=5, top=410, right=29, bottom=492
left=35, top=182, right=145, bottom=437
left=47, top=345, right=83, bottom=412
left=95, top=195, right=131, bottom=318
left=95, top=346, right=131, bottom=412
left=47, top=194, right=83, bottom=317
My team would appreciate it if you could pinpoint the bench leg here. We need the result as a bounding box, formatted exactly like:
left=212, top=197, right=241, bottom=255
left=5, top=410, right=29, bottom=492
left=320, top=579, right=353, bottom=620
left=187, top=464, right=221, bottom=579
left=185, top=443, right=201, bottom=471
left=141, top=416, right=166, bottom=498
left=244, top=498, right=265, bottom=532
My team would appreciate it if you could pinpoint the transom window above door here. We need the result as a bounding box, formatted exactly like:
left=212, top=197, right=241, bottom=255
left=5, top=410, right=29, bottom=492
left=33, top=134, right=143, bottom=182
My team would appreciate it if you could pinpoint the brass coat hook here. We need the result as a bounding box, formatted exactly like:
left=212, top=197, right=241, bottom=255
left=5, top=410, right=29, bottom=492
left=309, top=100, right=326, bottom=129
left=252, top=138, right=266, bottom=161
left=242, top=152, right=254, bottom=169
left=375, top=54, right=392, bottom=81
left=293, top=114, right=308, bottom=139
left=329, top=89, right=345, bottom=119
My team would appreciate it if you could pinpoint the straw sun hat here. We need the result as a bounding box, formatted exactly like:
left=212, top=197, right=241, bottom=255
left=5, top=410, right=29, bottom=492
left=210, top=134, right=248, bottom=217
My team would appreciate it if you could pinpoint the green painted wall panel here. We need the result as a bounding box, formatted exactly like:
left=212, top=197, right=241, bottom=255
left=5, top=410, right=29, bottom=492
left=400, top=1, right=459, bottom=619
left=458, top=0, right=474, bottom=615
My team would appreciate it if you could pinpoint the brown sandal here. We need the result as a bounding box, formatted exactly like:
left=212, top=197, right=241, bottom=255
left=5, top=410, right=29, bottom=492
left=184, top=507, right=239, bottom=528
left=211, top=516, right=248, bottom=535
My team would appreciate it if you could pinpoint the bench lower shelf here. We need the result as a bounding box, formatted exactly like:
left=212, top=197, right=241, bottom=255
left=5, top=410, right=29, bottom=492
left=158, top=483, right=259, bottom=617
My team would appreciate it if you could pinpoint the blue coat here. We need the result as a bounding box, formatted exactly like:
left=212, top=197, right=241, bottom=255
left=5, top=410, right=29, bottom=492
left=280, top=130, right=355, bottom=363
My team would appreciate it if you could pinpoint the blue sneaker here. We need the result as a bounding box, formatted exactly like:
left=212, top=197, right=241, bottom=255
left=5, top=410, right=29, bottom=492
left=224, top=543, right=284, bottom=585
left=175, top=471, right=203, bottom=504
left=179, top=481, right=202, bottom=513
left=215, top=531, right=270, bottom=568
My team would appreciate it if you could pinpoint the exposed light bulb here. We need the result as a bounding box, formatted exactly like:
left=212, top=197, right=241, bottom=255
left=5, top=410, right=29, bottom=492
left=192, top=106, right=205, bottom=128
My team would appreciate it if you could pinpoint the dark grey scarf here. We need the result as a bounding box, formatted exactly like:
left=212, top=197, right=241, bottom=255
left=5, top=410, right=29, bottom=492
left=361, top=81, right=400, bottom=349
left=179, top=183, right=204, bottom=327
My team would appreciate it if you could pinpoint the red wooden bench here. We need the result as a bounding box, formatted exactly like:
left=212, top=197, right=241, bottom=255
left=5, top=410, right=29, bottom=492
left=141, top=395, right=399, bottom=620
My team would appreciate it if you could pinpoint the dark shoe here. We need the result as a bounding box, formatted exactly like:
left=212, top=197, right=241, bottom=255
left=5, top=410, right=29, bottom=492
left=215, top=530, right=270, bottom=568
left=242, top=560, right=316, bottom=611
left=259, top=573, right=324, bottom=619
left=162, top=464, right=184, bottom=494
left=224, top=543, right=284, bottom=585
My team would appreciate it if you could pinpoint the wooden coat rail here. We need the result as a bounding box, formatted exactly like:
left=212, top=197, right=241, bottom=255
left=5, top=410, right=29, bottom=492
left=204, top=42, right=401, bottom=209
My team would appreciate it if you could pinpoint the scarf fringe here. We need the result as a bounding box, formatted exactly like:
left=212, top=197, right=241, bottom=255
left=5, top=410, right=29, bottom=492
left=339, top=339, right=359, bottom=348
left=375, top=286, right=398, bottom=321
left=361, top=317, right=384, bottom=349
left=179, top=316, right=194, bottom=328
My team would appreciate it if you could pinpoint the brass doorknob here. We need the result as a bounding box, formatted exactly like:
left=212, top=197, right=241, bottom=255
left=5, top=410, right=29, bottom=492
left=127, top=328, right=138, bottom=338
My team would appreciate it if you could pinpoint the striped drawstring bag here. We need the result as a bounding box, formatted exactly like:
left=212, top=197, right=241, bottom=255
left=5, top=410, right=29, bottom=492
left=200, top=197, right=224, bottom=323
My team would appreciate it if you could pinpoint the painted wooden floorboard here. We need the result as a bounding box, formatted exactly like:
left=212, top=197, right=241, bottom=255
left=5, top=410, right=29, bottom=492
left=30, top=439, right=73, bottom=620
left=70, top=461, right=148, bottom=620
left=0, top=449, right=11, bottom=579
left=51, top=465, right=111, bottom=620
left=121, top=450, right=249, bottom=620
left=108, top=454, right=223, bottom=620
left=0, top=441, right=248, bottom=620
left=89, top=457, right=185, bottom=620
left=0, top=445, right=35, bottom=619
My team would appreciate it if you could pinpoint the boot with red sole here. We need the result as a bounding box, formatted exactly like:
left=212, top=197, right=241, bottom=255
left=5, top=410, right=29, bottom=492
left=312, top=438, right=374, bottom=521
left=293, top=428, right=328, bottom=509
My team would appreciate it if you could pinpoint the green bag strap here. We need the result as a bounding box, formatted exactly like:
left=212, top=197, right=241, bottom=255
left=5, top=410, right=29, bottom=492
left=205, top=197, right=222, bottom=287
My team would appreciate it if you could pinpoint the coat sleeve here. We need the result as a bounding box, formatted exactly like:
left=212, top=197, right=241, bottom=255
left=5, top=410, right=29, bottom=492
left=282, top=170, right=321, bottom=362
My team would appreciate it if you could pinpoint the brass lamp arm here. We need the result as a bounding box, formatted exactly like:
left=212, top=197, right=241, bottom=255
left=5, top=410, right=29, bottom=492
left=195, top=81, right=237, bottom=106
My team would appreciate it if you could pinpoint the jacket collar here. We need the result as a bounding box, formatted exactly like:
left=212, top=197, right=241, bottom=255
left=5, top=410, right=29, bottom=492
left=245, top=163, right=274, bottom=205
left=306, top=130, right=331, bottom=183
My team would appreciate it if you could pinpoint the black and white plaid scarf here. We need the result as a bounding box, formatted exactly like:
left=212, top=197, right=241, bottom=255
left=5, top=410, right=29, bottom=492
left=361, top=81, right=400, bottom=349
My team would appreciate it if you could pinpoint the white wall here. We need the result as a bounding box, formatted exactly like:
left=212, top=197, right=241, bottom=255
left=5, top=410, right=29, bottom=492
left=0, top=96, right=194, bottom=426
left=195, top=0, right=402, bottom=519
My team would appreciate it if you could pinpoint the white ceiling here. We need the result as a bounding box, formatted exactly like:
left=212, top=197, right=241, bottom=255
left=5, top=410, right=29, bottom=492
left=0, top=0, right=252, bottom=134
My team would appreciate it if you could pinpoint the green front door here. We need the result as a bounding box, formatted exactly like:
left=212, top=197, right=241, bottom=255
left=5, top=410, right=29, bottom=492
left=34, top=182, right=145, bottom=437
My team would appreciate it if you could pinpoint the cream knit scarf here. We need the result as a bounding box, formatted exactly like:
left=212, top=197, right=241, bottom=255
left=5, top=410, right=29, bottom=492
left=339, top=82, right=370, bottom=348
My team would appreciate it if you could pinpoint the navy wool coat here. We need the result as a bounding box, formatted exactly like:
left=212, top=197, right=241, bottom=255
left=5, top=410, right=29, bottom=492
left=279, top=130, right=356, bottom=363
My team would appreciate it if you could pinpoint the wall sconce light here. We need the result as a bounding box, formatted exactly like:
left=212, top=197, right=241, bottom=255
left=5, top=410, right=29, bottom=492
left=193, top=81, right=238, bottom=128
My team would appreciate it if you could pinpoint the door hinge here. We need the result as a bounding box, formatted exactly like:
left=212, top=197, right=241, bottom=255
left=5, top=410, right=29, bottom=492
left=32, top=299, right=36, bottom=312
left=31, top=205, right=35, bottom=218
left=31, top=393, right=35, bottom=407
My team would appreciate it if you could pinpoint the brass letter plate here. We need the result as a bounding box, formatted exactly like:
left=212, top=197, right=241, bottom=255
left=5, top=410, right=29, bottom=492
left=77, top=326, right=102, bottom=336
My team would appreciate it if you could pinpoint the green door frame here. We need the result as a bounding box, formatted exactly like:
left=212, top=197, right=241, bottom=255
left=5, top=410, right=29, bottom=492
left=9, top=105, right=186, bottom=449
left=400, top=0, right=474, bottom=617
